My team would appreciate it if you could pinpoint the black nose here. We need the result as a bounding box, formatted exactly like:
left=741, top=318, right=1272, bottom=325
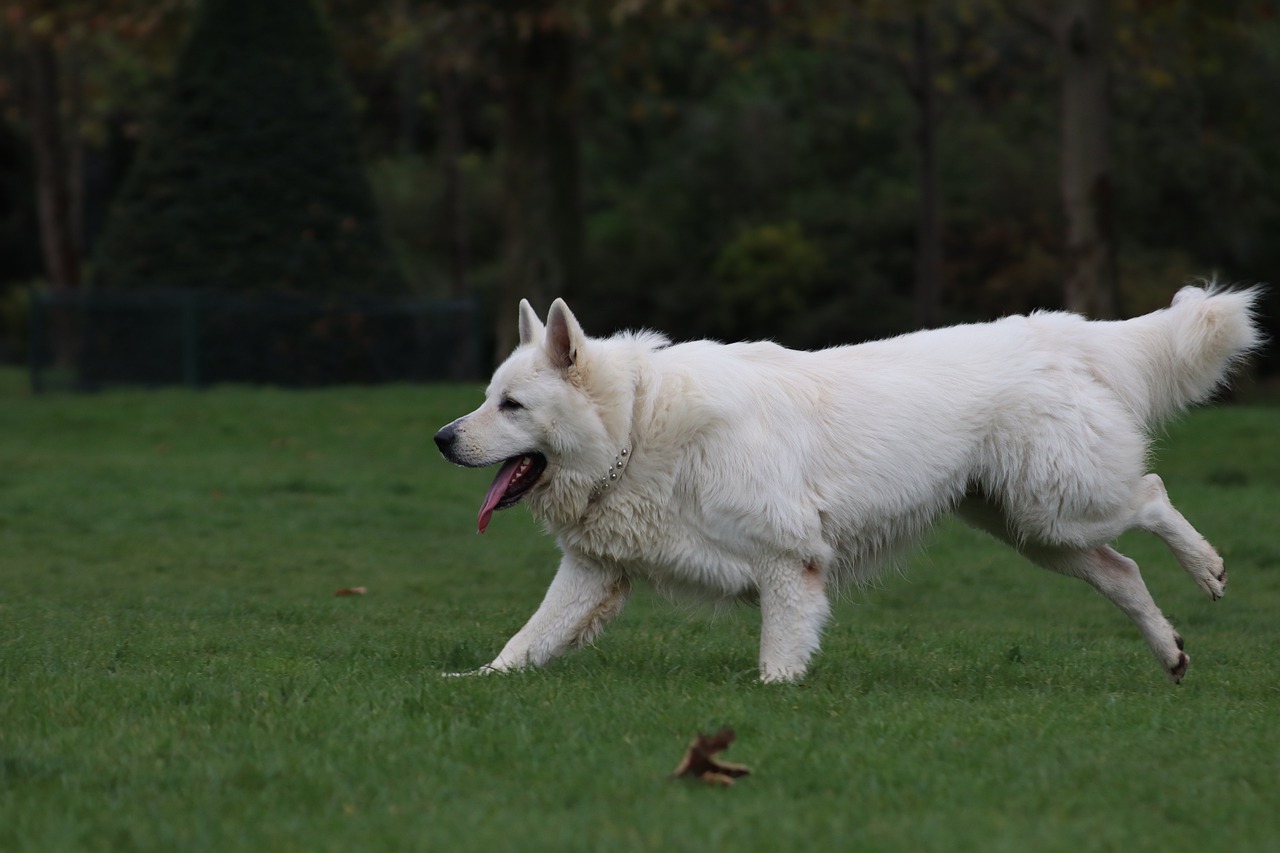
left=434, top=423, right=457, bottom=455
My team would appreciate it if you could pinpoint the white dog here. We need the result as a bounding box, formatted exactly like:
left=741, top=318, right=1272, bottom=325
left=435, top=286, right=1262, bottom=683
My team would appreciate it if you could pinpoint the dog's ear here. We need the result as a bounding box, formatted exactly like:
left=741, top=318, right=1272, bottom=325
left=545, top=298, right=585, bottom=372
left=518, top=299, right=544, bottom=346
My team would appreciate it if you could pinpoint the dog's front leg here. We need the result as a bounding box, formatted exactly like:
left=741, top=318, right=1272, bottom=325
left=481, top=556, right=631, bottom=674
left=757, top=559, right=831, bottom=683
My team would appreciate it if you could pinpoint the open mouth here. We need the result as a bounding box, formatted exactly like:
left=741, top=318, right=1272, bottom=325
left=477, top=453, right=547, bottom=533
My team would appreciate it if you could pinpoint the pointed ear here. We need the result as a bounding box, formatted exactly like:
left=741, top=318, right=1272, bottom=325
left=545, top=298, right=586, bottom=372
left=518, top=299, right=544, bottom=346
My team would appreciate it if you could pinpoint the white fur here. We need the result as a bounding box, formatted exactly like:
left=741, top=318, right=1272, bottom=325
left=437, top=286, right=1263, bottom=683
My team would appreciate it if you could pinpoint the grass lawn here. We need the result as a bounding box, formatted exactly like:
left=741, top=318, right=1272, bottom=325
left=1, top=367, right=1278, bottom=851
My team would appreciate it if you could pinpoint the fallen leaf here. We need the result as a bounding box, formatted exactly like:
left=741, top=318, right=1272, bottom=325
left=670, top=727, right=751, bottom=786
left=333, top=587, right=366, bottom=596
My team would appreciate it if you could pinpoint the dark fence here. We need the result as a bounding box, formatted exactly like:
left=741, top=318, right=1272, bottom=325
left=28, top=289, right=483, bottom=391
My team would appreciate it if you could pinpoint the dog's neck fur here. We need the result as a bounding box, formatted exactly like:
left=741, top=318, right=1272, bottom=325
left=531, top=336, right=657, bottom=528
left=583, top=358, right=651, bottom=505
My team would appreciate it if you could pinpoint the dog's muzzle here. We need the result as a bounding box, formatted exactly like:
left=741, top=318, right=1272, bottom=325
left=434, top=420, right=460, bottom=461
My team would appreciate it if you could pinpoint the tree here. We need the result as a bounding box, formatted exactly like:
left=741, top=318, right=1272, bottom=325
left=1000, top=0, right=1117, bottom=317
left=23, top=33, right=80, bottom=297
left=909, top=11, right=943, bottom=328
left=845, top=2, right=953, bottom=329
left=494, top=11, right=584, bottom=358
left=1, top=1, right=192, bottom=365
left=91, top=0, right=405, bottom=295
left=792, top=2, right=994, bottom=330
left=1056, top=0, right=1116, bottom=317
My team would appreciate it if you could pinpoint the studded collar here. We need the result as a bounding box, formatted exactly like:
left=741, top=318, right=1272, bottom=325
left=588, top=447, right=631, bottom=501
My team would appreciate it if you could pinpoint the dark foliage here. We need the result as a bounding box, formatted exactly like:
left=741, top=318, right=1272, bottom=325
left=91, top=0, right=405, bottom=296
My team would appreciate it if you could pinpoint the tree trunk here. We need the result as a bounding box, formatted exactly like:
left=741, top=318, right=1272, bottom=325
left=438, top=69, right=469, bottom=299
left=495, top=22, right=582, bottom=362
left=545, top=31, right=583, bottom=305
left=396, top=0, right=420, bottom=156
left=497, top=30, right=549, bottom=360
left=66, top=38, right=86, bottom=261
left=26, top=34, right=83, bottom=367
left=912, top=12, right=942, bottom=329
left=1057, top=0, right=1117, bottom=318
left=438, top=68, right=476, bottom=379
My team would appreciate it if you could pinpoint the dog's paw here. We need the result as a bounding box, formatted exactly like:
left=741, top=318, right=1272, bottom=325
left=441, top=665, right=497, bottom=678
left=758, top=665, right=807, bottom=684
left=1167, top=640, right=1190, bottom=684
left=1195, top=553, right=1227, bottom=601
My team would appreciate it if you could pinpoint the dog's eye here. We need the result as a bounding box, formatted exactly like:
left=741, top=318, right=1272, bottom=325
left=499, top=396, right=523, bottom=412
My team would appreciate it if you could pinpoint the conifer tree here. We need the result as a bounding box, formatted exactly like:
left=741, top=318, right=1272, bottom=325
left=92, top=0, right=405, bottom=295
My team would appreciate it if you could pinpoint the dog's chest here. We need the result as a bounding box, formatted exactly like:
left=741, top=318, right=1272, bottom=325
left=556, top=501, right=755, bottom=598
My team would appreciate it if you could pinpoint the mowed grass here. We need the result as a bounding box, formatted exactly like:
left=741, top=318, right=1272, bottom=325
left=1, top=366, right=1278, bottom=852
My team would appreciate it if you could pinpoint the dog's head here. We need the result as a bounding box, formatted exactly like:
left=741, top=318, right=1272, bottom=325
left=435, top=299, right=630, bottom=532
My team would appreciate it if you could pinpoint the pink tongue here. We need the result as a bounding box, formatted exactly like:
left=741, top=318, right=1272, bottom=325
left=477, top=457, right=524, bottom=533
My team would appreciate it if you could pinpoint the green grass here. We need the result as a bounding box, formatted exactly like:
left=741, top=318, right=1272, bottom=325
left=2, top=367, right=1278, bottom=851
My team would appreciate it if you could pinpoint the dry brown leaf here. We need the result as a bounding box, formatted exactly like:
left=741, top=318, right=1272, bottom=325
left=670, top=727, right=751, bottom=786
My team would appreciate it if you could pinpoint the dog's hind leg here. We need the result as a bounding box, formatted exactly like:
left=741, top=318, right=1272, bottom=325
left=1034, top=544, right=1189, bottom=683
left=757, top=558, right=831, bottom=683
left=957, top=498, right=1189, bottom=682
left=463, top=556, right=631, bottom=675
left=998, top=471, right=1225, bottom=601
left=1132, top=474, right=1227, bottom=600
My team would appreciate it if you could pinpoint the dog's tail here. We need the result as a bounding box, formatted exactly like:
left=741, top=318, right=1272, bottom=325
left=1094, top=284, right=1265, bottom=426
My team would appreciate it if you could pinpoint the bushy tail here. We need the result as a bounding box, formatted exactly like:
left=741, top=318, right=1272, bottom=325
left=1095, top=284, right=1265, bottom=425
